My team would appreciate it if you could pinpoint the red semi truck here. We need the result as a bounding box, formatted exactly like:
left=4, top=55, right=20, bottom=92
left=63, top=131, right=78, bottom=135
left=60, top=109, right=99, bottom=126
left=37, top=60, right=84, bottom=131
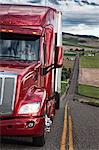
left=0, top=4, right=62, bottom=146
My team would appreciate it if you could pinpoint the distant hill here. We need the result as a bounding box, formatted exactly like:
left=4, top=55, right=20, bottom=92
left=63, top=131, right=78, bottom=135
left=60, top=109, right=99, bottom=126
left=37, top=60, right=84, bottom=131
left=62, top=32, right=99, bottom=39
left=62, top=32, right=99, bottom=50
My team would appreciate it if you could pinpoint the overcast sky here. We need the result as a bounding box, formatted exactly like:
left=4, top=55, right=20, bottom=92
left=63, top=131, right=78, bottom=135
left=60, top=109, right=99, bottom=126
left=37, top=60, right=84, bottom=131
left=0, top=0, right=99, bottom=37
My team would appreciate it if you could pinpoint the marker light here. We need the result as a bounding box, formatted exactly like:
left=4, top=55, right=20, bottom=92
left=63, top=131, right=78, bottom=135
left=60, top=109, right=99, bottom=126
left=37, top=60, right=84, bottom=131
left=1, top=29, right=6, bottom=32
left=32, top=32, right=37, bottom=35
left=0, top=29, right=13, bottom=32
left=8, top=29, right=13, bottom=32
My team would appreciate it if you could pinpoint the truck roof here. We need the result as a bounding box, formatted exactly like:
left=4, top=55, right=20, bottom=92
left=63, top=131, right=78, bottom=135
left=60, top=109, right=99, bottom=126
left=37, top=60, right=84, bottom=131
left=0, top=4, right=57, bottom=28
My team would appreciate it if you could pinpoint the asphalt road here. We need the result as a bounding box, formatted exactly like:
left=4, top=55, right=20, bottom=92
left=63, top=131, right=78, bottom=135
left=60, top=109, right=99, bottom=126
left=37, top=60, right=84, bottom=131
left=70, top=99, right=99, bottom=150
left=66, top=55, right=99, bottom=150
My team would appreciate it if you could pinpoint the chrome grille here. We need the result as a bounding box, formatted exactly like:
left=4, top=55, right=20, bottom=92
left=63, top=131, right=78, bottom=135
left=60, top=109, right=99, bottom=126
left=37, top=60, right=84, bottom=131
left=0, top=73, right=17, bottom=115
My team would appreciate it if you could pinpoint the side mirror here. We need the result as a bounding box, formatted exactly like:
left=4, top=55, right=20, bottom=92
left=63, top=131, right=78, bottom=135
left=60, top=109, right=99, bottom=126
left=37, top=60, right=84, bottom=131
left=55, top=46, right=63, bottom=68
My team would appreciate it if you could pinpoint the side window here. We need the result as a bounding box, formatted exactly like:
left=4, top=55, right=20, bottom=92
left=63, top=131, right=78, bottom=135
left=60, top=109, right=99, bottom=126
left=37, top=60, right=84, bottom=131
left=43, top=43, right=46, bottom=65
left=55, top=33, right=57, bottom=47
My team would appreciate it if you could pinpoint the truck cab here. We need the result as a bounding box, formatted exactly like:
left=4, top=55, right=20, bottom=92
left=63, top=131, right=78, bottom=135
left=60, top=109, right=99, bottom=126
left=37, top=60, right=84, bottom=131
left=0, top=4, right=62, bottom=146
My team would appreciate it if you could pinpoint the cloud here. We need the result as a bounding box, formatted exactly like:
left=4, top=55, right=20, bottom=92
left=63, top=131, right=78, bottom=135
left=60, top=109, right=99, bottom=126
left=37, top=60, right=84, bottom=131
left=61, top=3, right=99, bottom=37
left=62, top=10, right=99, bottom=27
left=63, top=24, right=99, bottom=37
left=0, top=0, right=99, bottom=37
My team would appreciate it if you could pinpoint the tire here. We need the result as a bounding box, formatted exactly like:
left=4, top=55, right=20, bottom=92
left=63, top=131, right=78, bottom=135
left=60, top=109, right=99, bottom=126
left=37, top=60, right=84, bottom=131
left=55, top=92, right=60, bottom=110
left=32, top=133, right=45, bottom=147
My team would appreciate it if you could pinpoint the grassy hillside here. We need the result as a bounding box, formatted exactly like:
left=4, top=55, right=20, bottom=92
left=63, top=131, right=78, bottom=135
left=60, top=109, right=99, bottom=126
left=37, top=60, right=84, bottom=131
left=62, top=33, right=99, bottom=50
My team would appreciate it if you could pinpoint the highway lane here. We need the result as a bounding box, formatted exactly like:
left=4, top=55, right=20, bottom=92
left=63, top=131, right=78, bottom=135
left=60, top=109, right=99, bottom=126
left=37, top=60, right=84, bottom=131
left=70, top=99, right=99, bottom=150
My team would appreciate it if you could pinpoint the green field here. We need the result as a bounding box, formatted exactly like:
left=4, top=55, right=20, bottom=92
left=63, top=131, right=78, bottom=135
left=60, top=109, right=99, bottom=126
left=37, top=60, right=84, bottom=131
left=80, top=55, right=99, bottom=68
left=61, top=81, right=67, bottom=96
left=78, top=84, right=99, bottom=99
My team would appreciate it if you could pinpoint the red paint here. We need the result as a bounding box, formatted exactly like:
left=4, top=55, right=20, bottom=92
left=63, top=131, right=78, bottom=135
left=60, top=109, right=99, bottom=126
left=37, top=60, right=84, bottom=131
left=0, top=4, right=62, bottom=140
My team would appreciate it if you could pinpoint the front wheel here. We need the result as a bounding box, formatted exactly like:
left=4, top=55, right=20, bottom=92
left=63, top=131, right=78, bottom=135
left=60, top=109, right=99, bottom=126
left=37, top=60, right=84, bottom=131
left=32, top=133, right=45, bottom=147
left=55, top=92, right=60, bottom=110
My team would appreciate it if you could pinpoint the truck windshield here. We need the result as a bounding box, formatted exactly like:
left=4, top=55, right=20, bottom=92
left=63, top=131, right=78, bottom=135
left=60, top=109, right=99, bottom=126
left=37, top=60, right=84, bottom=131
left=0, top=32, right=40, bottom=61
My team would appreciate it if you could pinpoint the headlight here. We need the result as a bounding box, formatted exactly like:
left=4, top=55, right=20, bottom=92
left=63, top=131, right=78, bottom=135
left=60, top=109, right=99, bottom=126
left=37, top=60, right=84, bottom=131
left=18, top=102, right=40, bottom=114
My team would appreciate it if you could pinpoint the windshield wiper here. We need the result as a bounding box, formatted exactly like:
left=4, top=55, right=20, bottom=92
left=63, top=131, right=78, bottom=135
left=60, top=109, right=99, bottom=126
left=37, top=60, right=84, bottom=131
left=0, top=55, right=38, bottom=62
left=0, top=55, right=20, bottom=59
